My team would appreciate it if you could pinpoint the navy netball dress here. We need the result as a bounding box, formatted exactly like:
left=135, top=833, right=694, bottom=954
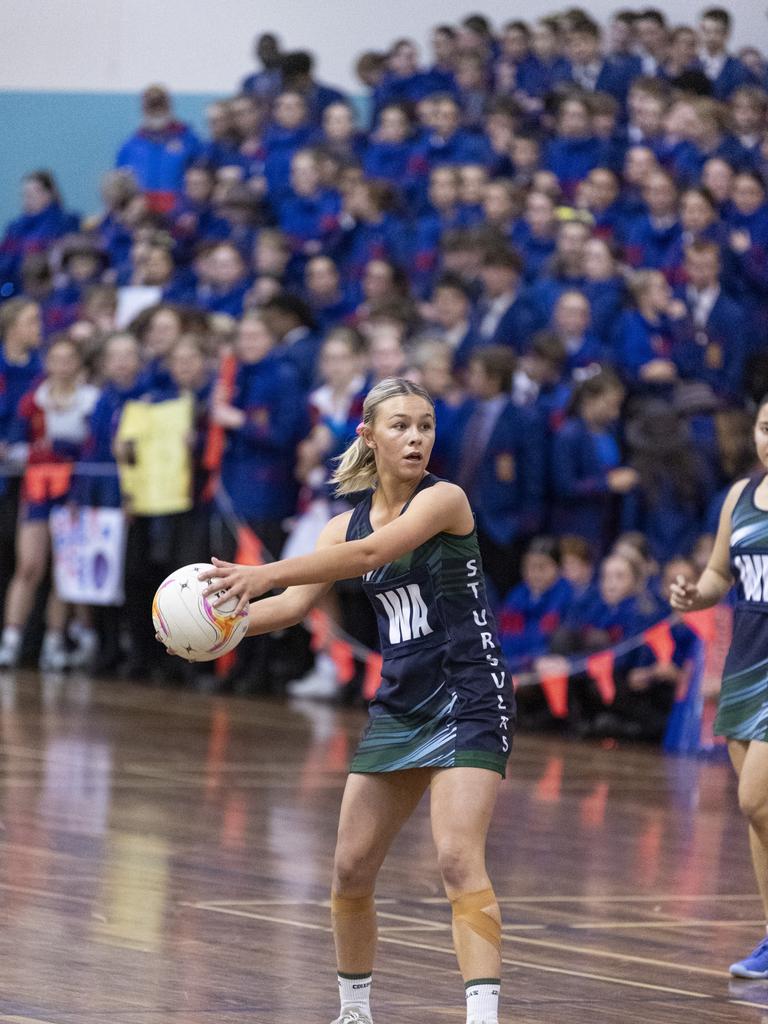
left=715, top=475, right=768, bottom=740
left=347, top=474, right=515, bottom=777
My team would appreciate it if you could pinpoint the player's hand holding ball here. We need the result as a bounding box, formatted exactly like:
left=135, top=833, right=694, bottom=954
left=198, top=556, right=272, bottom=614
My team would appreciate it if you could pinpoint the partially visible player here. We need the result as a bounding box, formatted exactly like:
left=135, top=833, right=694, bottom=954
left=671, top=395, right=768, bottom=978
left=162, top=377, right=513, bottom=1024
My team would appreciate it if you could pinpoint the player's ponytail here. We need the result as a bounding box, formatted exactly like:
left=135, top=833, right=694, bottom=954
left=332, top=377, right=434, bottom=496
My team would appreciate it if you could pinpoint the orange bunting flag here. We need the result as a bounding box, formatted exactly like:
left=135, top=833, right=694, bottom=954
left=329, top=639, right=355, bottom=685
left=682, top=607, right=716, bottom=644
left=234, top=523, right=264, bottom=567
left=308, top=608, right=331, bottom=652
left=538, top=673, right=569, bottom=718
left=644, top=620, right=675, bottom=666
left=202, top=351, right=238, bottom=500
left=363, top=652, right=383, bottom=701
left=586, top=649, right=616, bottom=705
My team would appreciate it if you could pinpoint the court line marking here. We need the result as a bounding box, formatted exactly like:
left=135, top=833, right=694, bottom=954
left=569, top=918, right=765, bottom=929
left=187, top=904, right=716, bottom=1001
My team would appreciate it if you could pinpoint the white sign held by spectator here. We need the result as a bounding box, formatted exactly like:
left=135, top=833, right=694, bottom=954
left=50, top=507, right=127, bottom=606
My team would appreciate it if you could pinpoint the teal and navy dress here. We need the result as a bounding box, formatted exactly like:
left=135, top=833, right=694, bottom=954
left=347, top=474, right=515, bottom=777
left=715, top=474, right=768, bottom=740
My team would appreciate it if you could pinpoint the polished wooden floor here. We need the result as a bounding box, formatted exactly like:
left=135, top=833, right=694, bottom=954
left=1, top=671, right=767, bottom=1023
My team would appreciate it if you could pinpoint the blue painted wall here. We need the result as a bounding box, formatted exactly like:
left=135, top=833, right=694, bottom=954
left=0, top=91, right=218, bottom=230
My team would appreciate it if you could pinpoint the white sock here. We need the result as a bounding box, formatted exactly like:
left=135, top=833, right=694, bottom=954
left=338, top=972, right=372, bottom=1016
left=1, top=625, right=21, bottom=650
left=42, top=630, right=64, bottom=649
left=465, top=978, right=499, bottom=1022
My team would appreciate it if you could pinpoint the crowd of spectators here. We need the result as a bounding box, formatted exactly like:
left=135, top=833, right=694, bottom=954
left=0, top=6, right=766, bottom=739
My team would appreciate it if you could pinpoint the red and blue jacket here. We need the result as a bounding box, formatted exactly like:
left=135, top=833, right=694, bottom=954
left=499, top=576, right=575, bottom=671
left=0, top=204, right=79, bottom=293
left=116, top=121, right=202, bottom=209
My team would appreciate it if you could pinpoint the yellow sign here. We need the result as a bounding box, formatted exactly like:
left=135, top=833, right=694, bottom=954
left=116, top=396, right=193, bottom=515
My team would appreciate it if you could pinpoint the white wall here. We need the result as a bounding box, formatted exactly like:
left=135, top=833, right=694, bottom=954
left=0, top=0, right=764, bottom=95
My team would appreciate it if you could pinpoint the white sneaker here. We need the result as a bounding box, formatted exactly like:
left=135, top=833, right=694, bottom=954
left=330, top=1012, right=372, bottom=1024
left=286, top=653, right=338, bottom=698
left=68, top=627, right=98, bottom=668
left=0, top=641, right=19, bottom=670
left=39, top=636, right=70, bottom=672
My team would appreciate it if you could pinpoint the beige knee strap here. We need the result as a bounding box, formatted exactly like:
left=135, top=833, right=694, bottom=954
left=450, top=887, right=501, bottom=952
left=331, top=892, right=376, bottom=918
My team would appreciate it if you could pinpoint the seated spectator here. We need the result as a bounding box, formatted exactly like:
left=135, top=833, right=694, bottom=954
left=623, top=168, right=682, bottom=269
left=315, top=102, right=366, bottom=163
left=351, top=258, right=415, bottom=330
left=499, top=535, right=574, bottom=672
left=457, top=163, right=489, bottom=223
left=634, top=8, right=669, bottom=77
left=229, top=93, right=269, bottom=183
left=659, top=26, right=699, bottom=86
left=200, top=99, right=242, bottom=171
left=698, top=7, right=755, bottom=99
left=547, top=550, right=651, bottom=735
left=512, top=331, right=572, bottom=430
left=464, top=245, right=536, bottom=358
left=511, top=190, right=558, bottom=282
left=581, top=236, right=627, bottom=346
left=194, top=241, right=251, bottom=317
left=597, top=556, right=701, bottom=741
left=560, top=533, right=597, bottom=601
left=263, top=90, right=314, bottom=201
left=674, top=239, right=748, bottom=401
left=363, top=102, right=426, bottom=202
left=665, top=185, right=727, bottom=282
left=724, top=170, right=768, bottom=351
left=364, top=315, right=409, bottom=385
left=277, top=148, right=342, bottom=273
left=550, top=367, right=638, bottom=547
left=564, top=15, right=642, bottom=107
left=168, top=166, right=229, bottom=265
left=418, top=94, right=492, bottom=168
left=116, top=85, right=201, bottom=214
left=526, top=16, right=571, bottom=106
left=730, top=86, right=767, bottom=163
left=545, top=94, right=607, bottom=201
left=482, top=180, right=522, bottom=241
left=304, top=255, right=356, bottom=331
left=581, top=166, right=628, bottom=241
left=260, top=292, right=321, bottom=391
left=455, top=50, right=490, bottom=130
left=134, top=302, right=185, bottom=389
left=549, top=289, right=605, bottom=372
left=449, top=345, right=545, bottom=597
left=428, top=273, right=477, bottom=354
left=612, top=269, right=692, bottom=394
left=336, top=179, right=409, bottom=286
left=0, top=171, right=80, bottom=297
left=626, top=77, right=669, bottom=154
left=528, top=216, right=591, bottom=325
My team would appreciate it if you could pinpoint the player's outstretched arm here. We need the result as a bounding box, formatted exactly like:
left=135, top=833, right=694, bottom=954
left=200, top=482, right=472, bottom=614
left=670, top=478, right=746, bottom=613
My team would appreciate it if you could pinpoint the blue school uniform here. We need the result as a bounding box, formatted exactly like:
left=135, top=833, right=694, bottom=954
left=336, top=214, right=410, bottom=285
left=70, top=379, right=146, bottom=508
left=623, top=213, right=682, bottom=270
left=449, top=399, right=545, bottom=546
left=510, top=222, right=557, bottom=283
left=705, top=55, right=756, bottom=100
left=550, top=416, right=622, bottom=546
left=220, top=355, right=306, bottom=522
left=194, top=278, right=252, bottom=318
left=347, top=472, right=515, bottom=777
left=262, top=124, right=314, bottom=200
left=611, top=308, right=691, bottom=390
left=620, top=463, right=715, bottom=562
left=499, top=576, right=574, bottom=671
left=544, top=137, right=606, bottom=200
left=565, top=54, right=643, bottom=108
left=0, top=204, right=80, bottom=294
left=418, top=129, right=493, bottom=168
left=583, top=278, right=627, bottom=346
left=672, top=286, right=748, bottom=401
left=0, top=346, right=43, bottom=496
left=116, top=122, right=201, bottom=196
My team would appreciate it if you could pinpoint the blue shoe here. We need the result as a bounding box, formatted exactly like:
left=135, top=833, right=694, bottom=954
left=730, top=936, right=768, bottom=978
